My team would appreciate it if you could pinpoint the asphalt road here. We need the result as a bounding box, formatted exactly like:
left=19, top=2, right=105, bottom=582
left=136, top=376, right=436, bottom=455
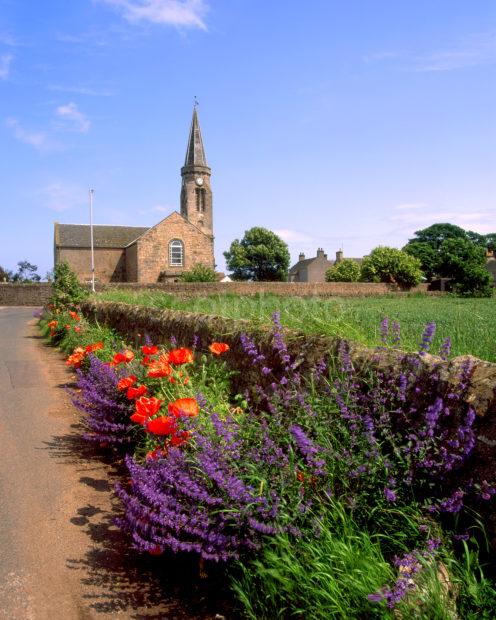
left=0, top=307, right=230, bottom=620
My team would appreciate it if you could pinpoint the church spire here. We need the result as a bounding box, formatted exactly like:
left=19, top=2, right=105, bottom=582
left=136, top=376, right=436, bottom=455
left=184, top=106, right=208, bottom=168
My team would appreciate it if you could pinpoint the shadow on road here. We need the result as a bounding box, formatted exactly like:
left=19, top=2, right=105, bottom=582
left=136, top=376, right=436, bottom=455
left=43, top=429, right=235, bottom=619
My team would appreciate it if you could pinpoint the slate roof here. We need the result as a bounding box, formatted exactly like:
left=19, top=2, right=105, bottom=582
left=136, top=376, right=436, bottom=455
left=55, top=223, right=150, bottom=249
left=184, top=107, right=208, bottom=168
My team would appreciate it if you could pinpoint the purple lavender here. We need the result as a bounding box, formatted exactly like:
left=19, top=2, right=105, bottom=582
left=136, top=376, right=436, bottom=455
left=72, top=355, right=135, bottom=446
left=418, top=321, right=436, bottom=355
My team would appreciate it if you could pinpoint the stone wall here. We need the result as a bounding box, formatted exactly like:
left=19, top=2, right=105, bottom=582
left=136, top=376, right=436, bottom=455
left=58, top=247, right=127, bottom=283
left=0, top=283, right=52, bottom=306
left=104, top=281, right=432, bottom=297
left=134, top=212, right=214, bottom=283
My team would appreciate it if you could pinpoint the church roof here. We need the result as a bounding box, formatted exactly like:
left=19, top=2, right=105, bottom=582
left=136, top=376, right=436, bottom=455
left=184, top=107, right=208, bottom=168
left=55, top=223, right=149, bottom=248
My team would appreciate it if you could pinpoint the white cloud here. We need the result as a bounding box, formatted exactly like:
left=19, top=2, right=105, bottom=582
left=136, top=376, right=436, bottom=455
left=274, top=228, right=314, bottom=243
left=365, top=31, right=496, bottom=73
left=6, top=118, right=50, bottom=150
left=0, top=53, right=13, bottom=79
left=48, top=84, right=113, bottom=97
left=55, top=102, right=91, bottom=133
left=99, top=0, right=208, bottom=30
left=38, top=182, right=86, bottom=212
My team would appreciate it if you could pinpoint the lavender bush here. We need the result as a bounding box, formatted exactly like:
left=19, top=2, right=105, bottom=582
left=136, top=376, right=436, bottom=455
left=73, top=355, right=135, bottom=446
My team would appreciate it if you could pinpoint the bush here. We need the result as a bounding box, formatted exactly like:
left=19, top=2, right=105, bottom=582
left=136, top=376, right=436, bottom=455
left=180, top=264, right=217, bottom=282
left=361, top=247, right=422, bottom=287
left=325, top=259, right=361, bottom=282
left=50, top=261, right=89, bottom=309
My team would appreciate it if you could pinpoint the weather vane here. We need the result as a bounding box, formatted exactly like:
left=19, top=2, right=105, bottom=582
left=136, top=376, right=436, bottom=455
left=194, top=95, right=199, bottom=108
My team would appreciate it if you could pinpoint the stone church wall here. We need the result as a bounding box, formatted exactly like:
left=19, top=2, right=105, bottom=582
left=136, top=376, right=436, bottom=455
left=58, top=247, right=127, bottom=283
left=136, top=213, right=214, bottom=283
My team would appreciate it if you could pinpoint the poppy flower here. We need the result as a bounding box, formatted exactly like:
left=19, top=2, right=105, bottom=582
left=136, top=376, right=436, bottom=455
left=117, top=375, right=137, bottom=391
left=209, top=342, right=230, bottom=356
left=127, top=384, right=147, bottom=399
left=47, top=320, right=58, bottom=329
left=141, top=345, right=159, bottom=355
left=146, top=416, right=178, bottom=436
left=65, top=324, right=71, bottom=330
left=147, top=356, right=172, bottom=378
left=168, top=397, right=199, bottom=418
left=69, top=311, right=80, bottom=321
left=85, top=341, right=104, bottom=353
left=168, top=348, right=194, bottom=365
left=114, top=350, right=135, bottom=365
left=74, top=326, right=81, bottom=332
left=135, top=396, right=163, bottom=418
left=130, top=412, right=147, bottom=425
left=170, top=430, right=191, bottom=447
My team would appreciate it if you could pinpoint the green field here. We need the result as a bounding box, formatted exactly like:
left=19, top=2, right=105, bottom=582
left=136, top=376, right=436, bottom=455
left=94, top=290, right=496, bottom=362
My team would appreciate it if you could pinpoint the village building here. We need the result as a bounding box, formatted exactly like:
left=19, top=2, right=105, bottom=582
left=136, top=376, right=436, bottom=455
left=53, top=107, right=214, bottom=283
left=289, top=249, right=362, bottom=282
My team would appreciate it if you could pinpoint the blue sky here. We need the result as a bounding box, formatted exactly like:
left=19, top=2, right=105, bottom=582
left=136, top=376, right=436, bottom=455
left=1, top=0, right=495, bottom=277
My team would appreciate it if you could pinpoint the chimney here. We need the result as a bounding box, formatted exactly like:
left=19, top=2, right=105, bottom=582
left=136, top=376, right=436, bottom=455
left=316, top=248, right=325, bottom=258
left=298, top=252, right=305, bottom=261
left=335, top=249, right=343, bottom=263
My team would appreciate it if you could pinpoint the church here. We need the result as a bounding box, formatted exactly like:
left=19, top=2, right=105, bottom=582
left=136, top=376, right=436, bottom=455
left=53, top=107, right=215, bottom=283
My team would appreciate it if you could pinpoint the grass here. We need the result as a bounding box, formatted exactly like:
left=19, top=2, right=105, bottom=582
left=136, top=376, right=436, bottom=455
left=93, top=290, right=496, bottom=362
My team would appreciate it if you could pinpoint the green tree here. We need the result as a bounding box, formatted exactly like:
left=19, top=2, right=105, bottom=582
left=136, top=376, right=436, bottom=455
left=180, top=264, right=217, bottom=282
left=438, top=238, right=493, bottom=297
left=223, top=227, right=290, bottom=281
left=0, top=266, right=13, bottom=282
left=360, top=247, right=422, bottom=288
left=485, top=234, right=496, bottom=252
left=50, top=261, right=89, bottom=309
left=11, top=260, right=41, bottom=282
left=402, top=241, right=439, bottom=280
left=406, top=223, right=467, bottom=250
left=325, top=259, right=361, bottom=282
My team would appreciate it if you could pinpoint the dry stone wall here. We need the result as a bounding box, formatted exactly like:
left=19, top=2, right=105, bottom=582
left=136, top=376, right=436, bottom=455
left=104, top=281, right=432, bottom=297
left=0, top=283, right=52, bottom=306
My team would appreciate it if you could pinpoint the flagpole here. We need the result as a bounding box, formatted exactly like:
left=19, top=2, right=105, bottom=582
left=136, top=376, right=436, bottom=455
left=89, top=188, right=95, bottom=293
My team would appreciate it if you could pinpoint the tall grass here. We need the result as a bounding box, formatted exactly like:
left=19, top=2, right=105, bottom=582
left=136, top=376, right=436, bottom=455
left=94, top=290, right=496, bottom=361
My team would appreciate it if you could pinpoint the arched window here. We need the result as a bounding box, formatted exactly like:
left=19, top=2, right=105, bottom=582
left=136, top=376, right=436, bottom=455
left=169, top=239, right=184, bottom=267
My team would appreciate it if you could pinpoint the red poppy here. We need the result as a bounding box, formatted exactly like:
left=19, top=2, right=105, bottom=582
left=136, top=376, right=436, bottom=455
left=47, top=320, right=58, bottom=329
left=85, top=341, right=104, bottom=353
left=209, top=342, right=230, bottom=356
left=130, top=412, right=147, bottom=425
left=147, top=356, right=172, bottom=378
left=74, top=326, right=81, bottom=332
left=69, top=311, right=81, bottom=322
left=127, top=384, right=147, bottom=399
left=146, top=416, right=178, bottom=436
left=168, top=397, right=199, bottom=418
left=141, top=345, right=159, bottom=355
left=65, top=324, right=71, bottom=330
left=135, top=396, right=163, bottom=418
left=117, top=375, right=137, bottom=391
left=170, top=430, right=191, bottom=447
left=168, top=348, right=194, bottom=365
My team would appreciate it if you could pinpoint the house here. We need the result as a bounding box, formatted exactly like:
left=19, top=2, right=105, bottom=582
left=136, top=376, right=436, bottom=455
left=289, top=249, right=362, bottom=282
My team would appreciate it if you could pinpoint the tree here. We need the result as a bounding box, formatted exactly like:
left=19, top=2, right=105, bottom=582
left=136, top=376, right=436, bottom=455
left=403, top=241, right=439, bottom=280
left=406, top=223, right=467, bottom=250
left=0, top=266, right=13, bottom=282
left=180, top=264, right=217, bottom=282
left=11, top=260, right=41, bottom=282
left=50, top=261, right=89, bottom=309
left=438, top=238, right=493, bottom=297
left=325, top=259, right=361, bottom=282
left=360, top=247, right=422, bottom=288
left=486, top=234, right=496, bottom=252
left=223, top=227, right=290, bottom=281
